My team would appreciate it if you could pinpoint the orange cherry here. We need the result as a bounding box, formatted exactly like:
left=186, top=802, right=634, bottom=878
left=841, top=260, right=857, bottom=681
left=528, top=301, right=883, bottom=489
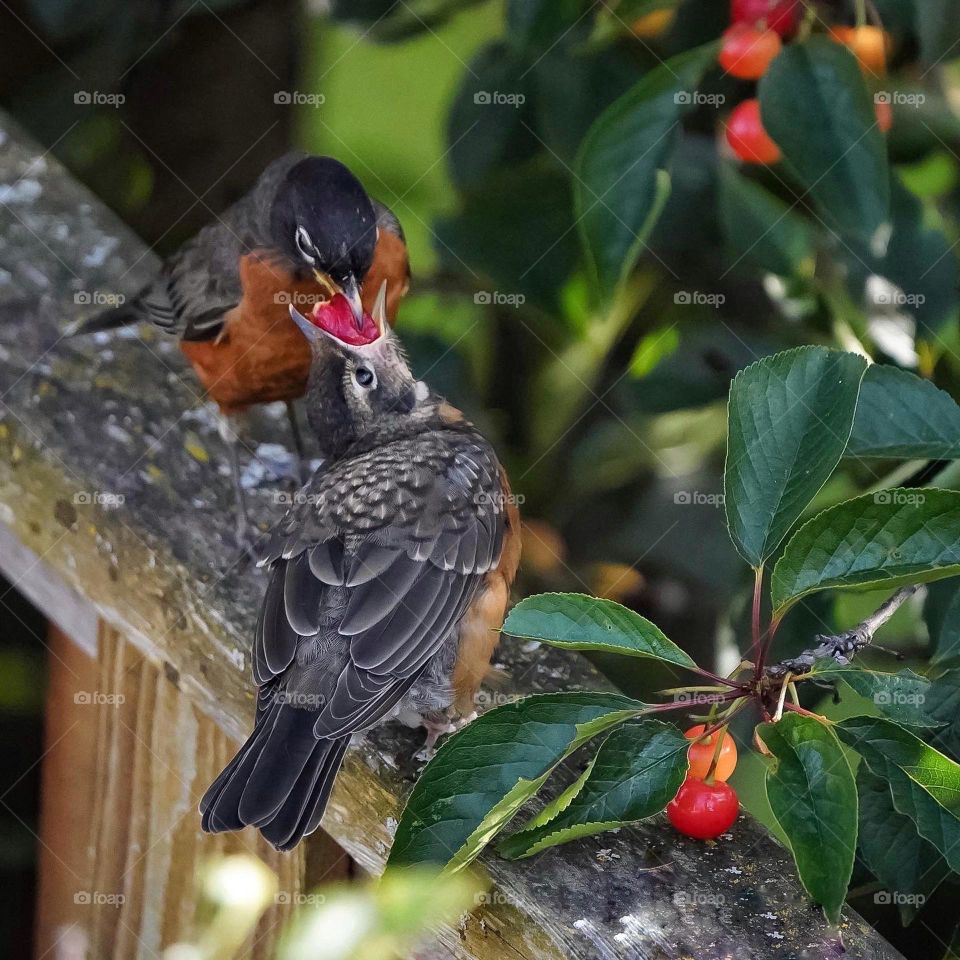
left=830, top=25, right=891, bottom=75
left=685, top=724, right=738, bottom=781
left=719, top=24, right=782, bottom=80
left=725, top=99, right=782, bottom=165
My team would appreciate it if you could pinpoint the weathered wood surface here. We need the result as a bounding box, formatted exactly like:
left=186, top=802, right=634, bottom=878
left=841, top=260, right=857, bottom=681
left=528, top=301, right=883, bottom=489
left=0, top=113, right=905, bottom=960
left=35, top=623, right=314, bottom=959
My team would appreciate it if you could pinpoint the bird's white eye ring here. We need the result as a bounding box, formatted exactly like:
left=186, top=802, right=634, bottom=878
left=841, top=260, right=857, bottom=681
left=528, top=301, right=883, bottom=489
left=295, top=225, right=316, bottom=264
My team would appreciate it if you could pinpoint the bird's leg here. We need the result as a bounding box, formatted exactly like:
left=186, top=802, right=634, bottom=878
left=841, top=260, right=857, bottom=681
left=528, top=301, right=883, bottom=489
left=218, top=414, right=257, bottom=558
left=415, top=710, right=457, bottom=761
left=285, top=400, right=310, bottom=484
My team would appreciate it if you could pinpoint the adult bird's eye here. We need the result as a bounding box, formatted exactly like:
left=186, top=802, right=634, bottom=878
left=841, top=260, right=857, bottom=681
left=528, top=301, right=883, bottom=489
left=353, top=366, right=375, bottom=389
left=295, top=225, right=315, bottom=263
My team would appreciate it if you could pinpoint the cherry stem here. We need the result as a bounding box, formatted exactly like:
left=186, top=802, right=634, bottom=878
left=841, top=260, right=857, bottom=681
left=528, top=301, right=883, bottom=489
left=782, top=701, right=830, bottom=723
left=704, top=721, right=729, bottom=784
left=689, top=666, right=745, bottom=689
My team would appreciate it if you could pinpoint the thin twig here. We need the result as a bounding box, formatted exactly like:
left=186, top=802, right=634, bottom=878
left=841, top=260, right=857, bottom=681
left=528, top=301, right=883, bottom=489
left=764, top=586, right=919, bottom=678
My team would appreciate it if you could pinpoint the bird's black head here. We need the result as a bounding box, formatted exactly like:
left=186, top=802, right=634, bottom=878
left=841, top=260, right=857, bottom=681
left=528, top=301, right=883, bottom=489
left=269, top=156, right=377, bottom=325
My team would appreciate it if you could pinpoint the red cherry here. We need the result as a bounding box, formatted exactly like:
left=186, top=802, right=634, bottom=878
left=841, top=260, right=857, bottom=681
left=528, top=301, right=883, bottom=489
left=725, top=98, right=782, bottom=165
left=719, top=24, right=782, bottom=79
left=730, top=0, right=799, bottom=38
left=667, top=777, right=739, bottom=840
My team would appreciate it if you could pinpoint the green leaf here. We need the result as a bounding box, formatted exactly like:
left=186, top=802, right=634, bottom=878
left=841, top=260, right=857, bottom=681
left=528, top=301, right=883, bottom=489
left=757, top=714, right=858, bottom=924
left=717, top=163, right=814, bottom=278
left=759, top=38, right=890, bottom=240
left=847, top=365, right=960, bottom=460
left=503, top=593, right=696, bottom=669
left=771, top=489, right=960, bottom=613
left=837, top=715, right=960, bottom=871
left=575, top=42, right=717, bottom=301
left=839, top=720, right=960, bottom=884
left=507, top=0, right=591, bottom=53
left=857, top=766, right=951, bottom=924
left=809, top=662, right=938, bottom=728
left=723, top=346, right=868, bottom=567
left=387, top=692, right=644, bottom=871
left=933, top=592, right=960, bottom=666
left=925, top=671, right=960, bottom=762
left=497, top=720, right=689, bottom=858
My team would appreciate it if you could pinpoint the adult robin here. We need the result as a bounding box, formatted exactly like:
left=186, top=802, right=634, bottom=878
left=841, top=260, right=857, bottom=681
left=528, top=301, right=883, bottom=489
left=72, top=153, right=409, bottom=544
left=199, top=289, right=521, bottom=851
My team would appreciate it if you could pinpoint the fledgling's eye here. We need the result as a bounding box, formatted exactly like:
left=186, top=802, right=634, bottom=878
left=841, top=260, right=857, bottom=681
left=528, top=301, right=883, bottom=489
left=295, top=225, right=315, bottom=263
left=353, top=366, right=376, bottom=389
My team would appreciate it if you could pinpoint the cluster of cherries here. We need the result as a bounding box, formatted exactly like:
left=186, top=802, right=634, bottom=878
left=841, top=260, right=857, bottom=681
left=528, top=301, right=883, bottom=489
left=720, top=0, right=892, bottom=164
left=667, top=723, right=739, bottom=840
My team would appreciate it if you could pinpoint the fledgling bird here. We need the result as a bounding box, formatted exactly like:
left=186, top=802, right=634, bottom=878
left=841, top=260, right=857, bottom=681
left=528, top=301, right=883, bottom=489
left=72, top=153, right=409, bottom=544
left=200, top=288, right=521, bottom=851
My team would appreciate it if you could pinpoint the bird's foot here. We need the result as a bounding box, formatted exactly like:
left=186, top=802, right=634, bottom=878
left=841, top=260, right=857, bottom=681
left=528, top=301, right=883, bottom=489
left=415, top=712, right=457, bottom=762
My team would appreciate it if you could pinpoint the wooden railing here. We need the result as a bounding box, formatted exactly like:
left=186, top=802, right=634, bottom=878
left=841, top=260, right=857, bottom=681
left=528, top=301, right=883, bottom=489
left=0, top=112, right=904, bottom=960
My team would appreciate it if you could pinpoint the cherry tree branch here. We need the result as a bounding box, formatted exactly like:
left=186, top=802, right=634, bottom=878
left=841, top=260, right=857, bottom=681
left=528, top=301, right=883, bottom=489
left=764, top=585, right=919, bottom=679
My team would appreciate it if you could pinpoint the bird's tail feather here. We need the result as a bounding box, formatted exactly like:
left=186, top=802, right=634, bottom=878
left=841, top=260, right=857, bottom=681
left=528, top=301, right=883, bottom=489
left=66, top=301, right=139, bottom=336
left=200, top=699, right=348, bottom=851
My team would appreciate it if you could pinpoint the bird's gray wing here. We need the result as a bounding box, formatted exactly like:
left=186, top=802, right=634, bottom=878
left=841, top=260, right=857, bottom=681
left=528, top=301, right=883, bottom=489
left=253, top=431, right=505, bottom=738
left=372, top=198, right=406, bottom=244
left=135, top=152, right=304, bottom=341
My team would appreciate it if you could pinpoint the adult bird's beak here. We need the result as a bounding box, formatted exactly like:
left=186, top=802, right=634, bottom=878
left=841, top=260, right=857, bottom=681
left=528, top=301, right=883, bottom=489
left=316, top=271, right=364, bottom=331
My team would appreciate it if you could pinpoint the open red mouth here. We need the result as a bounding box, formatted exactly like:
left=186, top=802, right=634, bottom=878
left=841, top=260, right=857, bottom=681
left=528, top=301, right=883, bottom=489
left=309, top=293, right=379, bottom=345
